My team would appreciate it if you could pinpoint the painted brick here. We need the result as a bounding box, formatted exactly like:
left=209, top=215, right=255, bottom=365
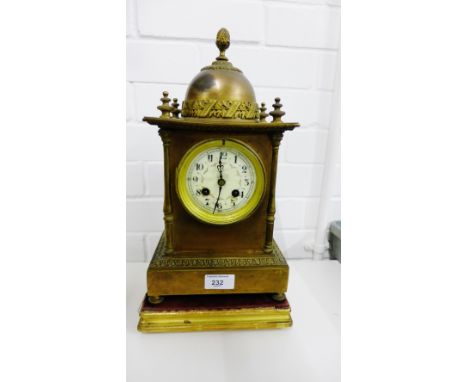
left=276, top=198, right=320, bottom=229
left=126, top=82, right=135, bottom=121
left=137, top=0, right=264, bottom=43
left=266, top=6, right=340, bottom=49
left=127, top=0, right=137, bottom=37
left=329, top=198, right=341, bottom=222
left=317, top=51, right=338, bottom=90
left=331, top=164, right=341, bottom=197
left=274, top=229, right=316, bottom=259
left=256, top=88, right=332, bottom=127
left=127, top=124, right=163, bottom=161
left=127, top=41, right=200, bottom=83
left=146, top=162, right=164, bottom=196
left=268, top=0, right=324, bottom=4
left=276, top=164, right=324, bottom=197
left=127, top=199, right=164, bottom=232
left=278, top=143, right=287, bottom=164
left=283, top=129, right=329, bottom=163
left=134, top=83, right=188, bottom=122
left=145, top=232, right=163, bottom=261
left=127, top=233, right=145, bottom=262
left=199, top=45, right=320, bottom=89
left=126, top=163, right=145, bottom=196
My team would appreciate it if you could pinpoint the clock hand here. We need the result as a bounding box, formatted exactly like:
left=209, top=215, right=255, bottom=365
left=213, top=153, right=225, bottom=214
left=213, top=185, right=222, bottom=214
left=217, top=154, right=224, bottom=179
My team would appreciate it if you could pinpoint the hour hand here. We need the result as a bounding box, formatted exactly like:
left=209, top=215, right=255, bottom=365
left=217, top=154, right=224, bottom=178
left=217, top=163, right=223, bottom=179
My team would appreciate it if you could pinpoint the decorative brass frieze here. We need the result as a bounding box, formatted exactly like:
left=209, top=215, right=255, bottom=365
left=181, top=99, right=259, bottom=120
left=148, top=234, right=287, bottom=269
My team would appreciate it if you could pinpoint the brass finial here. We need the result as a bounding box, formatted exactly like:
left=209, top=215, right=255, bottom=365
left=157, top=91, right=173, bottom=118
left=259, top=102, right=268, bottom=122
left=201, top=28, right=240, bottom=72
left=269, top=97, right=285, bottom=123
left=171, top=98, right=181, bottom=118
left=216, top=28, right=230, bottom=61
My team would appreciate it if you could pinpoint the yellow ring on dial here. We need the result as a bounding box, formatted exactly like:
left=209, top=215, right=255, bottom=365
left=176, top=139, right=266, bottom=225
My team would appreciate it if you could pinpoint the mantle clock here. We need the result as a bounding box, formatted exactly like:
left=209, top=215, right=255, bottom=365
left=138, top=28, right=300, bottom=332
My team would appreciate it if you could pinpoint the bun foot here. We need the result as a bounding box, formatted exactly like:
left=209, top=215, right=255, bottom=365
left=272, top=293, right=286, bottom=302
left=148, top=295, right=165, bottom=304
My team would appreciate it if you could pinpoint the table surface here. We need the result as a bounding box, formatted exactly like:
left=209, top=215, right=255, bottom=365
left=127, top=260, right=341, bottom=382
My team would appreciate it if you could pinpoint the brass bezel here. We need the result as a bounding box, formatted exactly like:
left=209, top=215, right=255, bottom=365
left=176, top=139, right=266, bottom=225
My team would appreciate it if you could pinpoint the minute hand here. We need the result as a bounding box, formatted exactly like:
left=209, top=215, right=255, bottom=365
left=213, top=186, right=222, bottom=214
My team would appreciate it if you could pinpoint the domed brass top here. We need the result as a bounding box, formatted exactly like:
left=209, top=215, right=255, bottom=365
left=182, top=28, right=259, bottom=120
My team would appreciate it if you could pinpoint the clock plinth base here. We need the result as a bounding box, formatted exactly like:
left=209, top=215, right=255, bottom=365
left=147, top=234, right=289, bottom=299
left=138, top=293, right=292, bottom=333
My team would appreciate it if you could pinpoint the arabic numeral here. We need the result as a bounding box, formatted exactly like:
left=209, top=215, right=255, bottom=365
left=196, top=163, right=204, bottom=170
left=211, top=280, right=223, bottom=286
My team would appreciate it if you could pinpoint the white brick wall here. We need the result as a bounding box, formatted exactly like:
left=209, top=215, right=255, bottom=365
left=126, top=0, right=341, bottom=262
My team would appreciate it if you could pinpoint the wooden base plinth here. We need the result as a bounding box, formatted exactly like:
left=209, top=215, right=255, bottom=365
left=138, top=293, right=292, bottom=333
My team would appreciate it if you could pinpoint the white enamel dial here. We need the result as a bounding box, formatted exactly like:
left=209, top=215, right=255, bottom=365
left=186, top=147, right=256, bottom=214
left=177, top=139, right=266, bottom=225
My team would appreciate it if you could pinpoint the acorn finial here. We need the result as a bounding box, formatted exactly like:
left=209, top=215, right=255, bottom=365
left=216, top=28, right=230, bottom=61
left=171, top=98, right=181, bottom=118
left=157, top=91, right=173, bottom=118
left=259, top=102, right=268, bottom=122
left=269, top=97, right=285, bottom=123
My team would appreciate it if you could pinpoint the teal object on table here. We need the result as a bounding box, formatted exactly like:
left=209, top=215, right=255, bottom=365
left=329, top=221, right=341, bottom=262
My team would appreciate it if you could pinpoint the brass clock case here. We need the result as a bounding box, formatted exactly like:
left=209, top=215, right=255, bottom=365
left=176, top=138, right=266, bottom=225
left=140, top=28, right=300, bottom=313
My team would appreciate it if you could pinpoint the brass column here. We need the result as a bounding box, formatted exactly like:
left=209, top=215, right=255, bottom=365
left=264, top=132, right=283, bottom=253
left=159, top=129, right=174, bottom=254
